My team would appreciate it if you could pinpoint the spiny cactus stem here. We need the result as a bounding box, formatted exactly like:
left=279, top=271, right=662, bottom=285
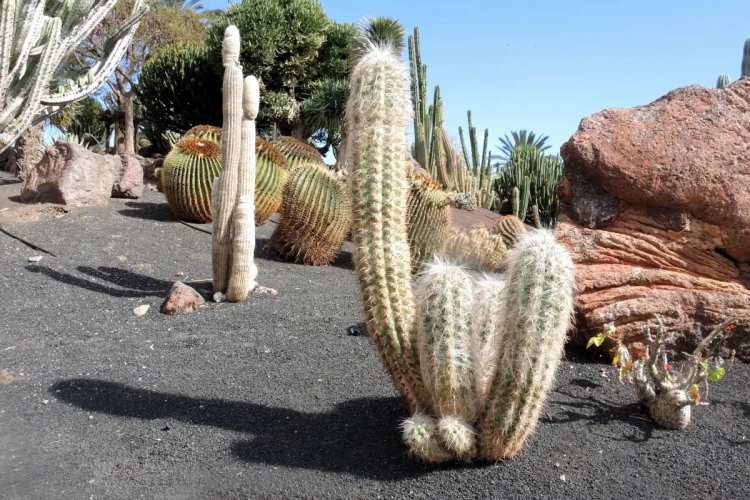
left=227, top=76, right=260, bottom=302
left=212, top=25, right=243, bottom=295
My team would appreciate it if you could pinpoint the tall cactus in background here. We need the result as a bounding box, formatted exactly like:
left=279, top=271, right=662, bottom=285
left=0, top=0, right=148, bottom=153
left=742, top=37, right=750, bottom=78
left=716, top=73, right=731, bottom=89
left=408, top=27, right=494, bottom=209
left=458, top=111, right=494, bottom=209
left=494, top=148, right=564, bottom=228
left=346, top=44, right=576, bottom=463
left=407, top=171, right=451, bottom=272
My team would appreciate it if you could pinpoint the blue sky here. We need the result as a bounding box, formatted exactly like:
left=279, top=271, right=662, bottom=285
left=206, top=0, right=749, bottom=156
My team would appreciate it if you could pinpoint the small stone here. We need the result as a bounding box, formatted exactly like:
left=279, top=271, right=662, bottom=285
left=28, top=256, right=42, bottom=262
left=161, top=282, right=205, bottom=315
left=133, top=304, right=150, bottom=316
left=174, top=271, right=184, bottom=277
left=252, top=284, right=278, bottom=296
left=41, top=399, right=49, bottom=405
left=560, top=474, right=566, bottom=482
left=213, top=292, right=226, bottom=303
left=54, top=214, right=64, bottom=219
left=88, top=415, right=94, bottom=420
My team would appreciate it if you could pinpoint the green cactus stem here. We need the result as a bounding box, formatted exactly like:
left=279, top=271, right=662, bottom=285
left=184, top=124, right=223, bottom=144
left=742, top=38, right=750, bottom=78
left=478, top=230, right=575, bottom=460
left=716, top=73, right=731, bottom=89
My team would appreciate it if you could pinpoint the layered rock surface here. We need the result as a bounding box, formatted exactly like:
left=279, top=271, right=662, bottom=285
left=557, top=78, right=750, bottom=361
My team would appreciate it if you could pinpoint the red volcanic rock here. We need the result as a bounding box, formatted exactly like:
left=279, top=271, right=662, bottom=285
left=557, top=78, right=750, bottom=361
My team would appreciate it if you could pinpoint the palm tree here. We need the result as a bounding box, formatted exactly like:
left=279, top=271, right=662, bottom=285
left=495, top=129, right=551, bottom=164
left=353, top=16, right=406, bottom=57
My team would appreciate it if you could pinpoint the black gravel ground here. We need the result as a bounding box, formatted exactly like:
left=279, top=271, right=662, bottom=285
left=1, top=181, right=748, bottom=499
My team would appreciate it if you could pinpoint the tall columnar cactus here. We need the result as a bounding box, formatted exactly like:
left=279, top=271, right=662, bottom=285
left=407, top=172, right=451, bottom=271
left=716, top=73, right=731, bottom=89
left=0, top=0, right=148, bottom=153
left=269, top=162, right=352, bottom=266
left=458, top=111, right=495, bottom=209
left=212, top=26, right=244, bottom=295
left=742, top=37, right=750, bottom=78
left=270, top=136, right=325, bottom=174
left=227, top=76, right=260, bottom=302
left=346, top=44, right=576, bottom=463
left=254, top=137, right=289, bottom=225
left=211, top=25, right=268, bottom=301
left=159, top=137, right=222, bottom=223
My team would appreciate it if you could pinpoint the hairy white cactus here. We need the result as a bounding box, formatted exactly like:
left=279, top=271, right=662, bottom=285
left=0, top=0, right=148, bottom=152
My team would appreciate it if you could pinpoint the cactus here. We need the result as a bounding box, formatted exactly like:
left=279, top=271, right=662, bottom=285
left=269, top=162, right=352, bottom=266
left=184, top=125, right=222, bottom=144
left=270, top=136, right=325, bottom=174
left=458, top=111, right=495, bottom=208
left=742, top=38, right=750, bottom=78
left=442, top=227, right=508, bottom=273
left=491, top=215, right=527, bottom=248
left=407, top=172, right=451, bottom=271
left=716, top=73, right=731, bottom=89
left=494, top=147, right=564, bottom=227
left=0, top=0, right=148, bottom=153
left=347, top=44, right=576, bottom=463
left=226, top=76, right=260, bottom=302
left=407, top=28, right=493, bottom=209
left=254, top=137, right=289, bottom=225
left=211, top=26, right=244, bottom=295
left=160, top=137, right=222, bottom=223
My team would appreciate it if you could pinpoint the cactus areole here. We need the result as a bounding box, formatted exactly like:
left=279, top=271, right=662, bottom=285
left=345, top=44, right=576, bottom=463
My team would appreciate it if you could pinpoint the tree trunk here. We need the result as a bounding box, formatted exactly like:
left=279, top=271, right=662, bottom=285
left=122, top=91, right=136, bottom=155
left=13, top=123, right=45, bottom=179
left=115, top=126, right=125, bottom=154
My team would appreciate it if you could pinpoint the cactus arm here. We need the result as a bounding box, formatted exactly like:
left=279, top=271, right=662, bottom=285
left=742, top=38, right=750, bottom=78
left=346, top=46, right=430, bottom=413
left=478, top=230, right=575, bottom=460
left=212, top=26, right=243, bottom=295
left=458, top=125, right=470, bottom=171
left=227, top=76, right=260, bottom=302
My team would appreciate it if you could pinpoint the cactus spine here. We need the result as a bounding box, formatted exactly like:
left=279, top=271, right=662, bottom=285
left=0, top=0, right=148, bottom=153
left=227, top=76, right=260, bottom=302
left=347, top=45, right=576, bottom=463
left=716, top=73, right=731, bottom=89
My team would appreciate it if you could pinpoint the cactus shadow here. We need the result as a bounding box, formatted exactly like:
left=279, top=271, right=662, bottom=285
left=50, top=378, right=467, bottom=480
left=544, top=388, right=657, bottom=443
left=118, top=201, right=177, bottom=222
left=26, top=265, right=173, bottom=298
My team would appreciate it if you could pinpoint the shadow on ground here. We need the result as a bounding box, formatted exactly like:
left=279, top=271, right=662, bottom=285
left=118, top=201, right=176, bottom=222
left=26, top=265, right=173, bottom=298
left=50, top=378, right=472, bottom=480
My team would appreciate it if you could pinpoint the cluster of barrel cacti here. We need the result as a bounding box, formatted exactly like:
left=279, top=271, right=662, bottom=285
left=442, top=227, right=508, bottom=273
left=493, top=147, right=564, bottom=228
left=346, top=44, right=576, bottom=462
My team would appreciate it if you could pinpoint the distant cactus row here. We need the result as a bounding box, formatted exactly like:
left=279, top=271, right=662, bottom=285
left=346, top=45, right=576, bottom=463
left=493, top=147, right=564, bottom=228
